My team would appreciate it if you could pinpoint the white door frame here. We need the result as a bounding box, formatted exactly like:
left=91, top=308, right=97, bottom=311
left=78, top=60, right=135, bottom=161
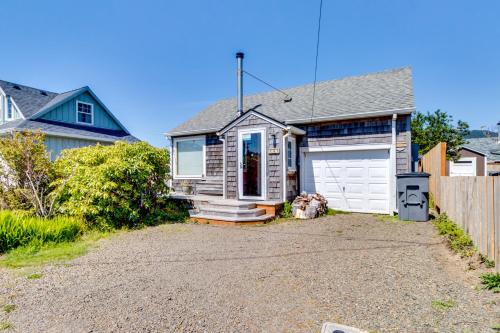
left=238, top=128, right=267, bottom=200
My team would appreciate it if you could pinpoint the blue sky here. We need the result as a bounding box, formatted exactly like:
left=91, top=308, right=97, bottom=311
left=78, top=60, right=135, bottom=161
left=1, top=0, right=499, bottom=146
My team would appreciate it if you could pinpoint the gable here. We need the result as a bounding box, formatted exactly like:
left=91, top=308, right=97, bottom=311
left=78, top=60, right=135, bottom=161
left=217, top=110, right=287, bottom=136
left=38, top=91, right=121, bottom=130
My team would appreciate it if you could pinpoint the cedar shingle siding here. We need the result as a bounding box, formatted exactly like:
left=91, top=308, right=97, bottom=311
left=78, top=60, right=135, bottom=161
left=297, top=115, right=411, bottom=174
left=225, top=114, right=283, bottom=200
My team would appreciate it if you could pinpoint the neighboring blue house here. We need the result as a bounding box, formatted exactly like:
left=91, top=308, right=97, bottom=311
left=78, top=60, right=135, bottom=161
left=0, top=80, right=138, bottom=158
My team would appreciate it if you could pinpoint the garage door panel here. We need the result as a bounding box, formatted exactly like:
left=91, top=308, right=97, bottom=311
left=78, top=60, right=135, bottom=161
left=369, top=183, right=388, bottom=195
left=345, top=183, right=364, bottom=194
left=303, top=148, right=390, bottom=214
left=324, top=181, right=343, bottom=194
left=369, top=199, right=388, bottom=212
left=346, top=167, right=364, bottom=178
left=368, top=167, right=388, bottom=179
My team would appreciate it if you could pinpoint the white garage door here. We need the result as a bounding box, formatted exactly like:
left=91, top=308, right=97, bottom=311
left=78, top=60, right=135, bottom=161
left=303, top=149, right=390, bottom=214
left=449, top=157, right=476, bottom=177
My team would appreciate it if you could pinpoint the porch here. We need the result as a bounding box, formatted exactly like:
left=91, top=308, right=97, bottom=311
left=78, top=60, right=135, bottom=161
left=169, top=193, right=283, bottom=226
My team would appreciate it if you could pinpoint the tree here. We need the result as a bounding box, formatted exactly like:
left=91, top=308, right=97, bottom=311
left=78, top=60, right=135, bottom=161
left=0, top=131, right=57, bottom=217
left=411, top=110, right=470, bottom=160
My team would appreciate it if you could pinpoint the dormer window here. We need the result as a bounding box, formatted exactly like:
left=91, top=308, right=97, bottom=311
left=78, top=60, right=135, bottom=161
left=76, top=101, right=93, bottom=125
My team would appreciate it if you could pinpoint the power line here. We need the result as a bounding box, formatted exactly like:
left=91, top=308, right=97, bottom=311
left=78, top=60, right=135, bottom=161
left=310, top=0, right=324, bottom=123
left=243, top=70, right=292, bottom=101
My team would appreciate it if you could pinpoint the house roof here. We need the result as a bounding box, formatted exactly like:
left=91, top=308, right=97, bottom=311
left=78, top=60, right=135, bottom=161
left=166, top=67, right=415, bottom=136
left=0, top=119, right=139, bottom=143
left=0, top=79, right=133, bottom=139
left=463, top=138, right=500, bottom=162
left=0, top=80, right=58, bottom=118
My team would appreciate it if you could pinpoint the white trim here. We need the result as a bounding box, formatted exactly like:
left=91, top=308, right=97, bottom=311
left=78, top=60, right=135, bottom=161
left=172, top=135, right=206, bottom=180
left=299, top=144, right=392, bottom=214
left=237, top=127, right=267, bottom=200
left=282, top=131, right=291, bottom=201
left=76, top=100, right=94, bottom=126
left=285, top=107, right=415, bottom=124
left=299, top=144, right=391, bottom=154
left=165, top=127, right=220, bottom=137
left=30, top=86, right=131, bottom=134
left=6, top=97, right=24, bottom=120
left=219, top=136, right=227, bottom=199
left=218, top=111, right=286, bottom=136
left=390, top=114, right=397, bottom=215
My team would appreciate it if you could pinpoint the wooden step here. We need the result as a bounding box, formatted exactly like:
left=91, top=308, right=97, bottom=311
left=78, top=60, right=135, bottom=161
left=190, top=213, right=274, bottom=226
left=198, top=207, right=266, bottom=218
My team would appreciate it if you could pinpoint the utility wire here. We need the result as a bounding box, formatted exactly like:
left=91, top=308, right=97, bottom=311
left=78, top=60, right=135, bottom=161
left=243, top=70, right=291, bottom=101
left=310, top=0, right=324, bottom=123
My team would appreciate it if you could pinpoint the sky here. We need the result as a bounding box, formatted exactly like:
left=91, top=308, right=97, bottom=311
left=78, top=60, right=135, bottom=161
left=1, top=0, right=499, bottom=147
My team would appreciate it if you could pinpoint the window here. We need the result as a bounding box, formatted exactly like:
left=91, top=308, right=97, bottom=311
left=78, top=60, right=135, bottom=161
left=6, top=97, right=13, bottom=120
left=287, top=137, right=296, bottom=170
left=174, top=136, right=205, bottom=178
left=76, top=101, right=94, bottom=125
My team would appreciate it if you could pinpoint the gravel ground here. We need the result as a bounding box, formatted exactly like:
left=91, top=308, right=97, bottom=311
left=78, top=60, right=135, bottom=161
left=1, top=214, right=499, bottom=332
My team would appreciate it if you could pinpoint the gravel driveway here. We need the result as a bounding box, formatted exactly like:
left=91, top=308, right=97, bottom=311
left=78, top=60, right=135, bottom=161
left=1, top=214, right=499, bottom=332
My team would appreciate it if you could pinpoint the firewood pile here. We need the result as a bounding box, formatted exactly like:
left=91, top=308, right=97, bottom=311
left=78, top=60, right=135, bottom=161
left=291, top=192, right=328, bottom=219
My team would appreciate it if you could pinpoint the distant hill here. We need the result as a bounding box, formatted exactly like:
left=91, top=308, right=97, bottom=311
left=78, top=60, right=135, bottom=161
left=466, top=130, right=498, bottom=139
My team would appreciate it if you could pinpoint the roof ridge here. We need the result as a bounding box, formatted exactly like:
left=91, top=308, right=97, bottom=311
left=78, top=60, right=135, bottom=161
left=213, top=66, right=412, bottom=103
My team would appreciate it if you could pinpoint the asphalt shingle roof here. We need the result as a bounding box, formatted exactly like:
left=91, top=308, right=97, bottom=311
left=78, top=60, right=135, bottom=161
left=167, top=67, right=415, bottom=136
left=0, top=80, right=58, bottom=118
left=0, top=80, right=137, bottom=141
left=463, top=138, right=500, bottom=162
left=0, top=119, right=139, bottom=143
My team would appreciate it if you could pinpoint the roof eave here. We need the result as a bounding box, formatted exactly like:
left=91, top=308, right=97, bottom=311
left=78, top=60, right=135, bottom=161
left=284, top=107, right=415, bottom=125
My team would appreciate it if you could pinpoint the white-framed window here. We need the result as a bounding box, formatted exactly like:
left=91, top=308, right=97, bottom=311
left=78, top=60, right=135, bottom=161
left=173, top=135, right=206, bottom=179
left=76, top=101, right=94, bottom=125
left=6, top=97, right=13, bottom=120
left=287, top=136, right=297, bottom=171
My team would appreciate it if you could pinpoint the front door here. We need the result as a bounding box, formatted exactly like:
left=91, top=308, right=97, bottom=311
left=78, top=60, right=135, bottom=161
left=238, top=128, right=266, bottom=200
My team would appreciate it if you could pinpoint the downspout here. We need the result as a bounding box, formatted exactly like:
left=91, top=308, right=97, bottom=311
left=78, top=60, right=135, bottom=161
left=391, top=113, right=398, bottom=215
left=282, top=130, right=291, bottom=202
left=219, top=135, right=227, bottom=199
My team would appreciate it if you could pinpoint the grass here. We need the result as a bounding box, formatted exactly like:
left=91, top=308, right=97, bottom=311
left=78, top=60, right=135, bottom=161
left=1, top=304, right=15, bottom=313
left=0, top=230, right=110, bottom=268
left=433, top=213, right=475, bottom=257
left=492, top=323, right=500, bottom=331
left=431, top=299, right=455, bottom=311
left=0, top=210, right=85, bottom=253
left=479, top=254, right=496, bottom=268
left=480, top=273, right=500, bottom=293
left=326, top=208, right=351, bottom=216
left=0, top=322, right=12, bottom=331
left=26, top=272, right=43, bottom=279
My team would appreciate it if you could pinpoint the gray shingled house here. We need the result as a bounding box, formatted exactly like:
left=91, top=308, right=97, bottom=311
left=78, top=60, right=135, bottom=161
left=0, top=80, right=138, bottom=158
left=166, top=59, right=415, bottom=223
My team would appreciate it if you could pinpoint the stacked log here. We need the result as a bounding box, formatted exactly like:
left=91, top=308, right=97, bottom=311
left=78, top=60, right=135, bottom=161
left=291, top=192, right=328, bottom=219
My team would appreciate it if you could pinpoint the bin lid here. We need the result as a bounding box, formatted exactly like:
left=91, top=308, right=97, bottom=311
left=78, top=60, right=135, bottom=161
left=396, top=172, right=430, bottom=178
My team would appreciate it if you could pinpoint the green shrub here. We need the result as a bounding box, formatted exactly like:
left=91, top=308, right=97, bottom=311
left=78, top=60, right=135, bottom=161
left=433, top=213, right=475, bottom=257
left=0, top=210, right=84, bottom=253
left=480, top=273, right=500, bottom=293
left=53, top=142, right=170, bottom=229
left=281, top=201, right=293, bottom=218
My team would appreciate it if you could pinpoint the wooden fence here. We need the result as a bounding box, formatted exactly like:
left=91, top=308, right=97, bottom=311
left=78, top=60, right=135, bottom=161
left=420, top=142, right=499, bottom=271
